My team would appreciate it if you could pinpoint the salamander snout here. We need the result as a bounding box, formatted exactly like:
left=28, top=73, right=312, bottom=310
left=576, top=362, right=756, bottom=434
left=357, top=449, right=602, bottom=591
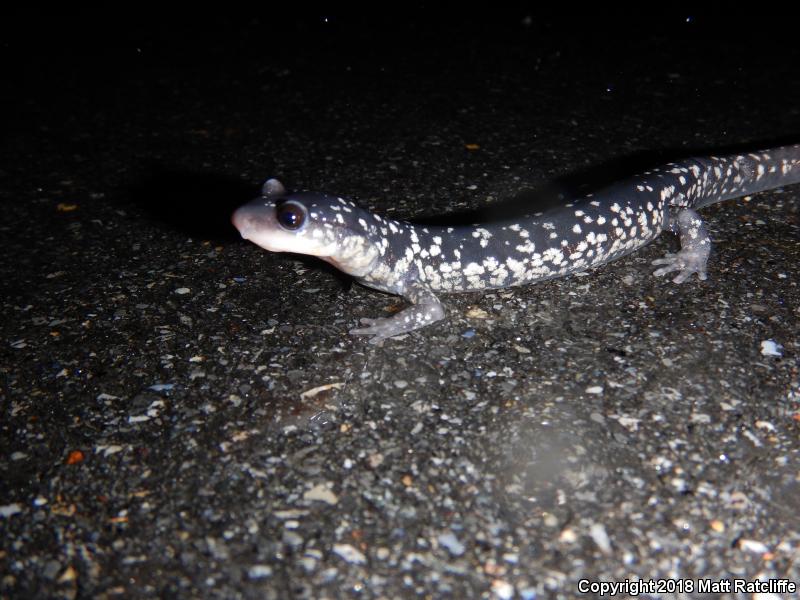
left=231, top=202, right=267, bottom=241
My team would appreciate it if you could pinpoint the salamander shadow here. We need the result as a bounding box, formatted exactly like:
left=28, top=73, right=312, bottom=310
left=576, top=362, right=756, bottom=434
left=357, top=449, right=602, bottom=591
left=126, top=167, right=258, bottom=243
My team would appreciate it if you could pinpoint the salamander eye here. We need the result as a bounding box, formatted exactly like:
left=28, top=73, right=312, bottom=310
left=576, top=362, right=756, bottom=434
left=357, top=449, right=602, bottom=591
left=275, top=201, right=307, bottom=230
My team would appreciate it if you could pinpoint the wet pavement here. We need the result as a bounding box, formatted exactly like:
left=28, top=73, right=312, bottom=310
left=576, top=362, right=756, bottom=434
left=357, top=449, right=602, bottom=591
left=2, top=9, right=799, bottom=599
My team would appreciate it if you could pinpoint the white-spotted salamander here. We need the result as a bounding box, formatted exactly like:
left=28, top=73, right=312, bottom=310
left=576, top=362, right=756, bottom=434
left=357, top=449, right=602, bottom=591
left=232, top=145, right=800, bottom=344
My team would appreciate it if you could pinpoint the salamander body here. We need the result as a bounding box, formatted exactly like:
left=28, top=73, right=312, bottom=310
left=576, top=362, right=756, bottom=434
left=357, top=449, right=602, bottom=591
left=232, top=145, right=800, bottom=344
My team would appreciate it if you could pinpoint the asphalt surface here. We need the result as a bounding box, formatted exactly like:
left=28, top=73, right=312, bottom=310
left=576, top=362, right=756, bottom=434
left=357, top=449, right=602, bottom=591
left=2, top=9, right=800, bottom=599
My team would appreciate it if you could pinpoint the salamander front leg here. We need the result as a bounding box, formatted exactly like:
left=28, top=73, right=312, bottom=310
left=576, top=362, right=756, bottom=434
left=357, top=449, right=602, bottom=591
left=350, top=282, right=445, bottom=345
left=652, top=208, right=711, bottom=284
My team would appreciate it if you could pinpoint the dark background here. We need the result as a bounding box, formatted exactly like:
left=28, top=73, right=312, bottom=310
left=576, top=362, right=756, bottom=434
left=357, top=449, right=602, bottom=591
left=4, top=5, right=798, bottom=236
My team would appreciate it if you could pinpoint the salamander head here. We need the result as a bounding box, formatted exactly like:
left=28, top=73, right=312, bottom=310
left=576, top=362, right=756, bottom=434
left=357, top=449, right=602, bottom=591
left=231, top=179, right=381, bottom=277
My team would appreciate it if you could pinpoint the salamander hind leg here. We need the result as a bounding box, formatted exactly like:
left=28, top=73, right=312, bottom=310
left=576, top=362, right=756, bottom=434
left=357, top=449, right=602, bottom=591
left=349, top=281, right=445, bottom=345
left=651, top=208, right=711, bottom=284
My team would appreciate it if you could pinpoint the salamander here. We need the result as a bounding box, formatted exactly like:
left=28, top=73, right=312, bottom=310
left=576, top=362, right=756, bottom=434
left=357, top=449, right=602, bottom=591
left=232, top=144, right=800, bottom=344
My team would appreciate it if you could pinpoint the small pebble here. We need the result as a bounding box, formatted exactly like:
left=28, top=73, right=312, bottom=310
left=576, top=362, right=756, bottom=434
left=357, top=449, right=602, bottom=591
left=303, top=484, right=338, bottom=505
left=760, top=340, right=782, bottom=357
left=438, top=532, right=465, bottom=557
left=589, top=522, right=612, bottom=554
left=248, top=565, right=272, bottom=579
left=0, top=504, right=22, bottom=518
left=333, top=544, right=366, bottom=564
left=739, top=539, right=769, bottom=554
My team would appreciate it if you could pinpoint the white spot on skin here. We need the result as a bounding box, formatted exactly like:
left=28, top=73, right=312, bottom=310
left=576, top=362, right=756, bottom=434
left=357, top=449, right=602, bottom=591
left=490, top=271, right=509, bottom=287
left=463, top=262, right=484, bottom=276
left=543, top=248, right=564, bottom=264
left=516, top=241, right=536, bottom=253
left=473, top=227, right=493, bottom=241
left=572, top=224, right=582, bottom=234
left=466, top=275, right=484, bottom=289
left=505, top=257, right=529, bottom=279
left=482, top=256, right=499, bottom=271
